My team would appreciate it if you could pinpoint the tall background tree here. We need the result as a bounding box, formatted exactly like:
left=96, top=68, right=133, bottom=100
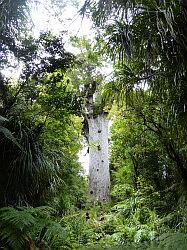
left=68, top=36, right=111, bottom=201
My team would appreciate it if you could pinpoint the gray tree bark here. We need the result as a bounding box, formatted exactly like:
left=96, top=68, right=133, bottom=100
left=84, top=83, right=110, bottom=201
left=87, top=113, right=110, bottom=201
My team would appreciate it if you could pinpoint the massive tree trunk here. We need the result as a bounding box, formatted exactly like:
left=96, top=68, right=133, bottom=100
left=82, top=81, right=110, bottom=201
left=87, top=113, right=110, bottom=201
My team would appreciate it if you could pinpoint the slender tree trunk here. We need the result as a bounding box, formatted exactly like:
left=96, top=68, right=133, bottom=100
left=87, top=113, right=110, bottom=201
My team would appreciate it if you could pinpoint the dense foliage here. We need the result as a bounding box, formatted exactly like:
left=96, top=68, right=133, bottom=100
left=0, top=0, right=187, bottom=249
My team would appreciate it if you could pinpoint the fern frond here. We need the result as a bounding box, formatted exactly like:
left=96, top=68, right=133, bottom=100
left=0, top=207, right=36, bottom=229
left=44, top=220, right=68, bottom=245
left=158, top=232, right=187, bottom=249
left=0, top=207, right=36, bottom=249
left=26, top=205, right=57, bottom=219
left=0, top=206, right=68, bottom=249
